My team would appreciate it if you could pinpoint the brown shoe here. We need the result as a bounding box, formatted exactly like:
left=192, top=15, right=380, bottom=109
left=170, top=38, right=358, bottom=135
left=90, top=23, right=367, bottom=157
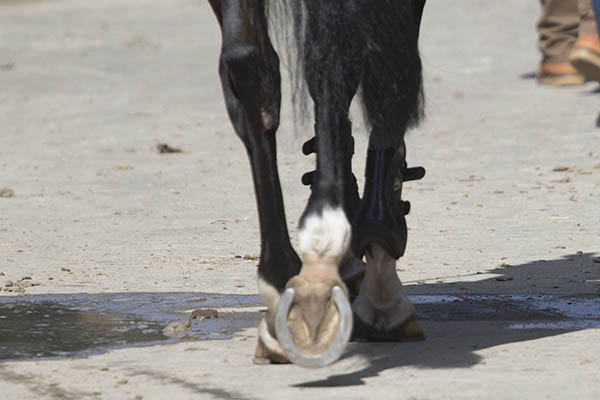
left=537, top=62, right=585, bottom=86
left=569, top=35, right=600, bottom=83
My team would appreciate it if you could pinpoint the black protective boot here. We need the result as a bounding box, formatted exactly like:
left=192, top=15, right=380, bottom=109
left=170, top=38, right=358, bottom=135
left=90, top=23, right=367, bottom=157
left=301, top=133, right=361, bottom=221
left=352, top=143, right=424, bottom=259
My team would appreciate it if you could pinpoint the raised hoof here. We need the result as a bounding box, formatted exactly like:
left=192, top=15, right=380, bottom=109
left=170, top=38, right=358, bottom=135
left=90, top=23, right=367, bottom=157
left=273, top=276, right=353, bottom=367
left=352, top=313, right=425, bottom=342
left=282, top=275, right=344, bottom=350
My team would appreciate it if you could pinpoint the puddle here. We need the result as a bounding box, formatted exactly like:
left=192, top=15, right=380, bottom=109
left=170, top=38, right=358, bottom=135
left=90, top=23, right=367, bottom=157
left=0, top=293, right=598, bottom=362
left=0, top=292, right=263, bottom=362
left=506, top=320, right=600, bottom=330
left=412, top=294, right=600, bottom=322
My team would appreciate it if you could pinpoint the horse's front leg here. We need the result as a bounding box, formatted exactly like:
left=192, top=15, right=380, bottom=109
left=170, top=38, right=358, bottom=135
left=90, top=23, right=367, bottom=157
left=211, top=0, right=301, bottom=363
left=265, top=1, right=365, bottom=367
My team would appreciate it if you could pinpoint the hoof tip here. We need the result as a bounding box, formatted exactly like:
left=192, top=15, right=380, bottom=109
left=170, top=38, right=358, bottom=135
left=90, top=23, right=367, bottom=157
left=253, top=339, right=289, bottom=365
left=394, top=314, right=425, bottom=341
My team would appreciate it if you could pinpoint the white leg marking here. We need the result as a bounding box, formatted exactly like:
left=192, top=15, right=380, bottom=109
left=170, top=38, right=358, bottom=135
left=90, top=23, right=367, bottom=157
left=298, top=207, right=351, bottom=264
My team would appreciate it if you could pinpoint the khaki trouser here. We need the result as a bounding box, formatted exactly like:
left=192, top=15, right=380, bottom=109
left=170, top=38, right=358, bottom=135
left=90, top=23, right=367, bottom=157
left=538, top=0, right=598, bottom=63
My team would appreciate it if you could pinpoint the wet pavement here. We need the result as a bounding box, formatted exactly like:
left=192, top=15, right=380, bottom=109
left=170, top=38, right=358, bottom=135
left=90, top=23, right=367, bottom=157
left=0, top=292, right=263, bottom=361
left=1, top=293, right=598, bottom=362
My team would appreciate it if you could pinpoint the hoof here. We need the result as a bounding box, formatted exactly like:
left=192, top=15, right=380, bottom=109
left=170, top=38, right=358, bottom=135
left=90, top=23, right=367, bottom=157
left=351, top=243, right=424, bottom=342
left=274, top=276, right=353, bottom=368
left=254, top=317, right=289, bottom=365
left=253, top=335, right=289, bottom=365
left=389, top=314, right=425, bottom=341
left=353, top=312, right=425, bottom=342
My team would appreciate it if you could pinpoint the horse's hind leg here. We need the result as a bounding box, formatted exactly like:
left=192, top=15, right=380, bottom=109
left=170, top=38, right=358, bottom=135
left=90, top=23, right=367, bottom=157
left=351, top=0, right=425, bottom=341
left=211, top=0, right=300, bottom=363
left=352, top=135, right=425, bottom=341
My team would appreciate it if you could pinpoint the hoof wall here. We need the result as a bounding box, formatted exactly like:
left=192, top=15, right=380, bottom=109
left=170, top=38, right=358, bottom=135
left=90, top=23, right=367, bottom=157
left=253, top=339, right=289, bottom=365
left=385, top=314, right=425, bottom=341
left=352, top=313, right=425, bottom=342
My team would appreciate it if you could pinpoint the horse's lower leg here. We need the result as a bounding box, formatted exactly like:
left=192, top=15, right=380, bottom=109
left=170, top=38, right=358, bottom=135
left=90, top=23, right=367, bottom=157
left=212, top=0, right=300, bottom=362
left=351, top=138, right=424, bottom=340
left=351, top=139, right=425, bottom=341
left=301, top=135, right=365, bottom=300
left=352, top=244, right=423, bottom=340
left=282, top=116, right=356, bottom=360
left=277, top=1, right=364, bottom=363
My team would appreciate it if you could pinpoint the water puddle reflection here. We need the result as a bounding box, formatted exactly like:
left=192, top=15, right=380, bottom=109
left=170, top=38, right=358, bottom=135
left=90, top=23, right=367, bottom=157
left=0, top=292, right=263, bottom=361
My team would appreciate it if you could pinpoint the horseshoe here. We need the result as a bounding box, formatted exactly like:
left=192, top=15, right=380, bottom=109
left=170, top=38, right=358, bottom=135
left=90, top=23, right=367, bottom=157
left=274, top=286, right=353, bottom=368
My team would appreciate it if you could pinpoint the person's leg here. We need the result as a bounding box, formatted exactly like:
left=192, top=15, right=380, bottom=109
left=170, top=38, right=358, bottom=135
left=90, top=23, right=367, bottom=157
left=538, top=0, right=580, bottom=63
left=594, top=0, right=600, bottom=127
left=594, top=0, right=600, bottom=30
left=538, top=0, right=584, bottom=85
left=578, top=0, right=599, bottom=36
left=569, top=0, right=600, bottom=82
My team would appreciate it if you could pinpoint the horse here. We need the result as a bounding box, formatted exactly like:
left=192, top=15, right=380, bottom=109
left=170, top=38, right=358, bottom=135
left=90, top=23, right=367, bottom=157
left=208, top=0, right=427, bottom=367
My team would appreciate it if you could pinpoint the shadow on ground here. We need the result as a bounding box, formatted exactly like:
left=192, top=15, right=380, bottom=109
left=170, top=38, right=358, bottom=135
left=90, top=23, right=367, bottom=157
left=296, top=252, right=600, bottom=387
left=404, top=252, right=600, bottom=295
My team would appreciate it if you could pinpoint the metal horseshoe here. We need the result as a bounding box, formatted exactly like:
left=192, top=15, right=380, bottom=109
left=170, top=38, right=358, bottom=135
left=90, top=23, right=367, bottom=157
left=274, top=285, right=353, bottom=368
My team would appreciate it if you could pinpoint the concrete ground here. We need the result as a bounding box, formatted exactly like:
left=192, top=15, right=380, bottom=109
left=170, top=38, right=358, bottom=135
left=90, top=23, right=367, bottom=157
left=1, top=0, right=599, bottom=399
